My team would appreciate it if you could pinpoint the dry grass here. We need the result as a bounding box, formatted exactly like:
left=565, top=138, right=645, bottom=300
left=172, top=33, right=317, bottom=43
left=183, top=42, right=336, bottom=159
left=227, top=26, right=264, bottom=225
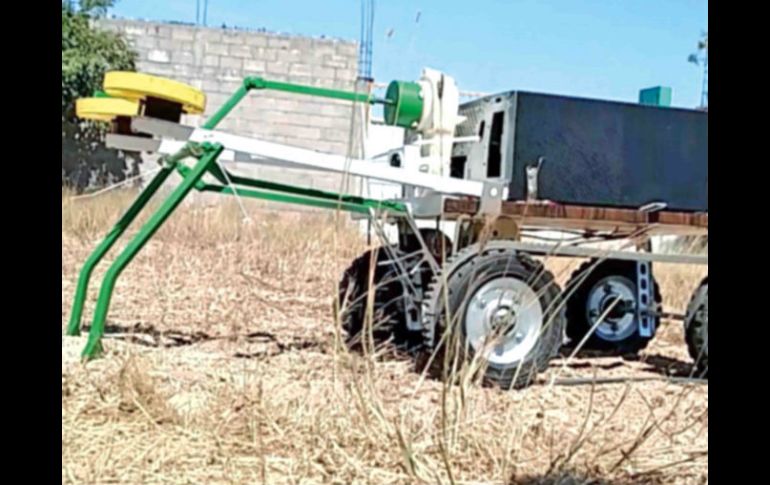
left=61, top=188, right=707, bottom=484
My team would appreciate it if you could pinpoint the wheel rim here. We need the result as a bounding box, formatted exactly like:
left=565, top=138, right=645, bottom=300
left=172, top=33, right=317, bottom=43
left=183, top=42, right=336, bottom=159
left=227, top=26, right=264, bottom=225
left=585, top=276, right=637, bottom=342
left=464, top=277, right=543, bottom=366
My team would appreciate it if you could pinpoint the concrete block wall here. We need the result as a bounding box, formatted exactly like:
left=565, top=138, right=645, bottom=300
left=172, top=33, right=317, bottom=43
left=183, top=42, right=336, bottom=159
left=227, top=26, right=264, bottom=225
left=95, top=18, right=367, bottom=194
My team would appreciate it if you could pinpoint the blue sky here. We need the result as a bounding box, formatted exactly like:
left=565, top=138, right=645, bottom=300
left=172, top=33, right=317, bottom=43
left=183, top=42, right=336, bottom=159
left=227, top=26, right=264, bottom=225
left=109, top=0, right=708, bottom=108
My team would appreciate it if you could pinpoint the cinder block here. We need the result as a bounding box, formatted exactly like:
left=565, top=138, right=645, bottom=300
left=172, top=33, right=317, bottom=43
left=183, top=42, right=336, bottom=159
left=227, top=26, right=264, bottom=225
left=139, top=63, right=176, bottom=77
left=173, top=64, right=196, bottom=77
left=336, top=42, right=358, bottom=57
left=202, top=79, right=223, bottom=93
left=220, top=57, right=243, bottom=70
left=323, top=54, right=348, bottom=69
left=219, top=80, right=243, bottom=94
left=202, top=55, right=220, bottom=67
left=159, top=39, right=193, bottom=52
left=253, top=47, right=278, bottom=62
left=276, top=49, right=303, bottom=63
left=267, top=61, right=290, bottom=75
left=132, top=36, right=157, bottom=50
left=264, top=98, right=305, bottom=113
left=289, top=37, right=313, bottom=50
left=312, top=66, right=336, bottom=80
left=243, top=59, right=266, bottom=74
left=196, top=29, right=222, bottom=43
left=309, top=42, right=336, bottom=57
left=268, top=36, right=291, bottom=49
left=289, top=63, right=312, bottom=77
left=335, top=68, right=357, bottom=83
left=321, top=127, right=353, bottom=143
left=218, top=69, right=243, bottom=82
left=147, top=49, right=171, bottom=63
left=221, top=31, right=248, bottom=44
left=204, top=42, right=228, bottom=56
left=150, top=24, right=173, bottom=39
left=171, top=50, right=195, bottom=65
left=171, top=27, right=195, bottom=41
left=229, top=44, right=252, bottom=58
left=246, top=35, right=268, bottom=47
left=270, top=123, right=322, bottom=140
left=312, top=102, right=353, bottom=119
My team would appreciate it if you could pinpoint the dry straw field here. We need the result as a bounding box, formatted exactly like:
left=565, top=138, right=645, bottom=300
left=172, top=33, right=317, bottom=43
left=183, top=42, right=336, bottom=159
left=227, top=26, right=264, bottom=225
left=61, top=189, right=707, bottom=485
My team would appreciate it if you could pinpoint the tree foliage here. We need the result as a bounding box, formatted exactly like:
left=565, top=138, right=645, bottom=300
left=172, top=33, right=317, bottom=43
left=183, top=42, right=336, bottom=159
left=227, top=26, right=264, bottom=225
left=62, top=1, right=138, bottom=190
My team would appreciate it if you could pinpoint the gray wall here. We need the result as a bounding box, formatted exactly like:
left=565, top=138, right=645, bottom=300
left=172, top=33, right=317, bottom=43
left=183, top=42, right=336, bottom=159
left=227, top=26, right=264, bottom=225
left=95, top=18, right=366, bottom=194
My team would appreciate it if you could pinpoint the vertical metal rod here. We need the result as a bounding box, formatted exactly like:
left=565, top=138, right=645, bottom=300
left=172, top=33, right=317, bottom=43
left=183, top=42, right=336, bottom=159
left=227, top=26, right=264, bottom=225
left=65, top=166, right=175, bottom=336
left=81, top=144, right=224, bottom=359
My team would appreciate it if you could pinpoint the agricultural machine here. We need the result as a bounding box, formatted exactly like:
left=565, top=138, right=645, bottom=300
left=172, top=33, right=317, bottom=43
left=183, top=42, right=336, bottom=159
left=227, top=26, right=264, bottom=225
left=66, top=69, right=708, bottom=389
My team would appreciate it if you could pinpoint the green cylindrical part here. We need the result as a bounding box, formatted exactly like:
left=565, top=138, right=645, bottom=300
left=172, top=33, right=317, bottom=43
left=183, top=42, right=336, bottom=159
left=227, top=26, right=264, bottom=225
left=383, top=80, right=424, bottom=128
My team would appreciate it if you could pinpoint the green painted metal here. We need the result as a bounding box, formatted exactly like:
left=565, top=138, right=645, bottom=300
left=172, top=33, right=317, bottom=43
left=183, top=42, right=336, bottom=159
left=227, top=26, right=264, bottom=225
left=203, top=84, right=249, bottom=129
left=65, top=165, right=175, bottom=336
left=178, top=163, right=407, bottom=214
left=639, top=86, right=672, bottom=107
left=226, top=172, right=406, bottom=213
left=383, top=80, right=424, bottom=128
left=245, top=77, right=393, bottom=106
left=68, top=72, right=422, bottom=359
left=80, top=143, right=225, bottom=359
left=200, top=184, right=403, bottom=215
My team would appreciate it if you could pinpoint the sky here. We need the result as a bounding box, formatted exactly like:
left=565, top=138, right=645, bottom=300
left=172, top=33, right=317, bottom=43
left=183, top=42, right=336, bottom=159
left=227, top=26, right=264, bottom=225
left=109, top=0, right=708, bottom=108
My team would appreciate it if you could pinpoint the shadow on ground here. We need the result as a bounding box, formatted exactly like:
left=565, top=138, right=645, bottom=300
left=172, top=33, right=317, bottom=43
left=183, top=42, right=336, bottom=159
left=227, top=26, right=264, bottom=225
left=84, top=322, right=326, bottom=359
left=559, top=346, right=697, bottom=377
left=511, top=471, right=664, bottom=485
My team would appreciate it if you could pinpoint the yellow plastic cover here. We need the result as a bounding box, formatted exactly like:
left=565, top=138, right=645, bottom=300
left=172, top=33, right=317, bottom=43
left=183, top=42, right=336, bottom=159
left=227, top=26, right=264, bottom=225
left=75, top=97, right=140, bottom=121
left=103, top=71, right=206, bottom=114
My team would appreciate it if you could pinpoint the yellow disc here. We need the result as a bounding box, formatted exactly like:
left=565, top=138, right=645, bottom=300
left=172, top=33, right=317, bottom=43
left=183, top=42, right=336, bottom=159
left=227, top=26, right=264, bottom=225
left=103, top=71, right=206, bottom=114
left=75, top=97, right=140, bottom=121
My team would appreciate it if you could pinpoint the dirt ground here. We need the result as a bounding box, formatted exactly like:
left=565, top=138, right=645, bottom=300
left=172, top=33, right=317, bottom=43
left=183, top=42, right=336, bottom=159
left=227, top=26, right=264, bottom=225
left=61, top=194, right=708, bottom=484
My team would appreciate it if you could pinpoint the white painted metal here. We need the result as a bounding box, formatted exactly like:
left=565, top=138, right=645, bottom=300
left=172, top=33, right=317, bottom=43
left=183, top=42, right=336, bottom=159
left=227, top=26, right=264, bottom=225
left=412, top=68, right=464, bottom=178
left=185, top=128, right=486, bottom=196
left=464, top=276, right=544, bottom=366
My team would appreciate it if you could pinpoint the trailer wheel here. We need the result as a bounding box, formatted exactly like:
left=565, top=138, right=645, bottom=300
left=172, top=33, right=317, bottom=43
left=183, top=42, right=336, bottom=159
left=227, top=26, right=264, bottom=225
left=422, top=242, right=566, bottom=390
left=337, top=247, right=422, bottom=351
left=684, top=277, right=708, bottom=377
left=565, top=259, right=661, bottom=354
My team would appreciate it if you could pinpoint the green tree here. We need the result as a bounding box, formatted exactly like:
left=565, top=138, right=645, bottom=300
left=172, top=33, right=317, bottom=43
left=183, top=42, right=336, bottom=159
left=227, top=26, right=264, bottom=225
left=62, top=0, right=137, bottom=191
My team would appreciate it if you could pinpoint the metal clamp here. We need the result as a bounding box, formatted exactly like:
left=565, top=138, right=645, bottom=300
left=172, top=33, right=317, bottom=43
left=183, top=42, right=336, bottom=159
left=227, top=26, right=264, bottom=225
left=526, top=156, right=545, bottom=202
left=478, top=181, right=505, bottom=216
left=636, top=261, right=654, bottom=338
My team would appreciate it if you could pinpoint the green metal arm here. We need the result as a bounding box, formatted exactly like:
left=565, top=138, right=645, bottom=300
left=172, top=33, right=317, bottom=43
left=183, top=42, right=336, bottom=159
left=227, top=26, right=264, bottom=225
left=65, top=165, right=175, bottom=336
left=67, top=74, right=410, bottom=359
left=204, top=76, right=393, bottom=129
left=184, top=163, right=407, bottom=214
left=80, top=143, right=224, bottom=359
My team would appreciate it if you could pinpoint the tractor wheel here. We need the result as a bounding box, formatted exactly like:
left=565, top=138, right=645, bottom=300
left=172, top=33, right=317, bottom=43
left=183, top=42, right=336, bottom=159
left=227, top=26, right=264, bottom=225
left=337, top=247, right=422, bottom=351
left=421, top=242, right=566, bottom=390
left=564, top=259, right=662, bottom=355
left=684, top=277, right=708, bottom=377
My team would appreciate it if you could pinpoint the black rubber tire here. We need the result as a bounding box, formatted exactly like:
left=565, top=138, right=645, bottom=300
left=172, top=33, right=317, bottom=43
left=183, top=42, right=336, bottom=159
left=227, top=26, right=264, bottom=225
left=684, top=277, right=708, bottom=377
left=401, top=227, right=454, bottom=268
left=564, top=259, right=662, bottom=355
left=422, top=242, right=566, bottom=390
left=337, top=247, right=422, bottom=351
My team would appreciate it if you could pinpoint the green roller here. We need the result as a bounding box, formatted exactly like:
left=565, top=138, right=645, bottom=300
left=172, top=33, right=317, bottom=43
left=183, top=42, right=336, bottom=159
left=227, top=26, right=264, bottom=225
left=383, top=80, right=424, bottom=128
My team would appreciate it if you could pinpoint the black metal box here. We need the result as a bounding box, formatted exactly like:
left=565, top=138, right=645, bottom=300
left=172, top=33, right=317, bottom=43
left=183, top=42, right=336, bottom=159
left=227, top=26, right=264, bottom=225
left=452, top=91, right=708, bottom=212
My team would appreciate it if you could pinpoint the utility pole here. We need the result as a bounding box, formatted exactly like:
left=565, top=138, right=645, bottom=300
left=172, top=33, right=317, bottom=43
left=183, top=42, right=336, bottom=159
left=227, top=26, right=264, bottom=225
left=688, top=32, right=708, bottom=109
